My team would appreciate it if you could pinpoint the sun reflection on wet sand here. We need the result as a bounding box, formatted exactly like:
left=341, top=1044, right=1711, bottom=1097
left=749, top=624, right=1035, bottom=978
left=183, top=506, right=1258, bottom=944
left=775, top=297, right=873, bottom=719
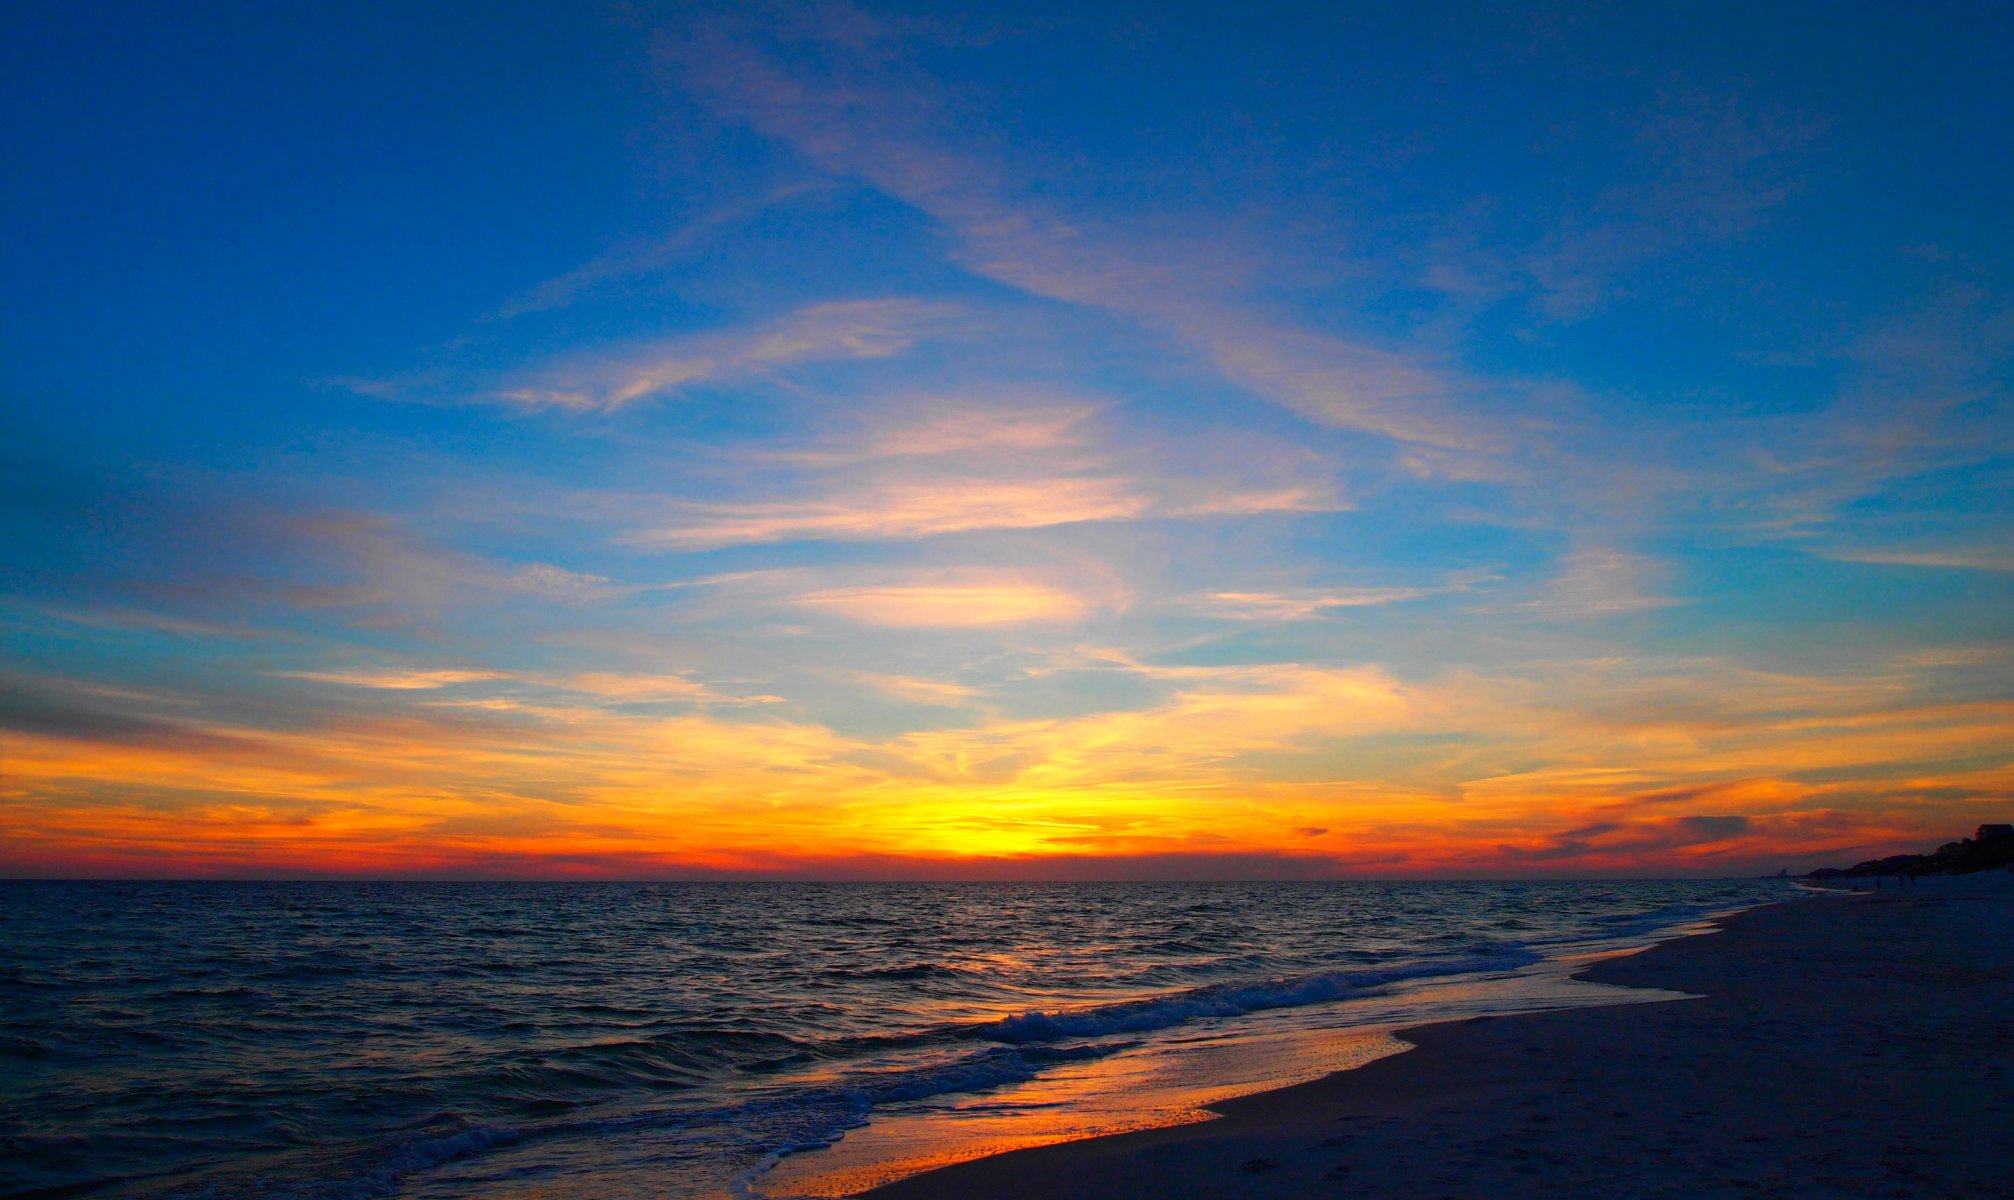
left=759, top=1028, right=1408, bottom=1198
left=759, top=959, right=1697, bottom=1198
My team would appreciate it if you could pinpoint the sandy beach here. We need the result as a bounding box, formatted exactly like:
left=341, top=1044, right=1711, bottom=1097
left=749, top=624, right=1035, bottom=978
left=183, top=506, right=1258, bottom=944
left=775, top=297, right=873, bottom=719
left=861, top=875, right=2014, bottom=1200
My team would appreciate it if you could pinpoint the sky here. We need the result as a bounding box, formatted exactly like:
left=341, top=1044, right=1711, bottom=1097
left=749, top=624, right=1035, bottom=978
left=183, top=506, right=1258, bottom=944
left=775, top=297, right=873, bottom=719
left=2, top=1, right=2010, bottom=879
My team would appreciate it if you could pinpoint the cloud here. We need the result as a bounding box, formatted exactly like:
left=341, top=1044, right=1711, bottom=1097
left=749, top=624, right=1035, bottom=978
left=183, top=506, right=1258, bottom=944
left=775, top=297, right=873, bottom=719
left=535, top=673, right=782, bottom=709
left=632, top=476, right=1151, bottom=548
left=491, top=181, right=832, bottom=320
left=1813, top=546, right=2014, bottom=572
left=795, top=578, right=1093, bottom=627
left=1531, top=548, right=1677, bottom=617
left=7, top=632, right=2010, bottom=879
left=1162, top=486, right=1341, bottom=518
left=1501, top=812, right=1771, bottom=866
left=18, top=490, right=648, bottom=654
left=1165, top=315, right=1505, bottom=453
left=1169, top=586, right=1443, bottom=621
left=277, top=669, right=507, bottom=690
left=630, top=478, right=1338, bottom=549
left=28, top=604, right=285, bottom=641
left=253, top=513, right=632, bottom=617
left=860, top=405, right=1092, bottom=457
left=855, top=672, right=979, bottom=705
left=651, top=11, right=1508, bottom=460
left=1678, top=814, right=1753, bottom=838
left=492, top=298, right=956, bottom=411
left=1693, top=287, right=2014, bottom=546
left=616, top=393, right=1342, bottom=548
left=11, top=6, right=2014, bottom=891
left=507, top=563, right=620, bottom=594
left=0, top=675, right=232, bottom=747
left=1524, top=94, right=1819, bottom=320
left=760, top=401, right=1099, bottom=465
left=274, top=662, right=777, bottom=707
left=884, top=662, right=1418, bottom=790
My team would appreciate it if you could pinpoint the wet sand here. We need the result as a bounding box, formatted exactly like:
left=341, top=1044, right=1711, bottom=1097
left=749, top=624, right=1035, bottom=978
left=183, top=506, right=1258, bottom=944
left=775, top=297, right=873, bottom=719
left=859, top=875, right=2014, bottom=1200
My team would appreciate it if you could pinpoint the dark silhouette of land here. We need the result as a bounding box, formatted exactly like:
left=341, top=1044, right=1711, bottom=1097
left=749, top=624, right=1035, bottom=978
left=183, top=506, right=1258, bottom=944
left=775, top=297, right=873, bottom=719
left=1806, top=823, right=2014, bottom=881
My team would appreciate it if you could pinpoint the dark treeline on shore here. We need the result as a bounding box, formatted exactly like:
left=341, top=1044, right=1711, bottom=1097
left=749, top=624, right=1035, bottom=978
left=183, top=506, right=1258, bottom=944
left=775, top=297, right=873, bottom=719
left=1807, top=823, right=2014, bottom=880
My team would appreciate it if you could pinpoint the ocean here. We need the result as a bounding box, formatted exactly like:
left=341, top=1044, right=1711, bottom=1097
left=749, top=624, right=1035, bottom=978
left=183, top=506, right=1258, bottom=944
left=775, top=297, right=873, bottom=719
left=0, top=879, right=1792, bottom=1198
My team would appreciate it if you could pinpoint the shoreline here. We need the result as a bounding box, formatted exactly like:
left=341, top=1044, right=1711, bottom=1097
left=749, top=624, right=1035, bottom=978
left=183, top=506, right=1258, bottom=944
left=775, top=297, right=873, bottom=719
left=850, top=874, right=2013, bottom=1199
left=757, top=892, right=1761, bottom=1199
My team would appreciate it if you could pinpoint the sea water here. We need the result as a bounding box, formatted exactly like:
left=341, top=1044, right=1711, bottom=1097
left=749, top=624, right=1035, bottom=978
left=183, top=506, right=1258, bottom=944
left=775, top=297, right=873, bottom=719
left=0, top=879, right=1791, bottom=1198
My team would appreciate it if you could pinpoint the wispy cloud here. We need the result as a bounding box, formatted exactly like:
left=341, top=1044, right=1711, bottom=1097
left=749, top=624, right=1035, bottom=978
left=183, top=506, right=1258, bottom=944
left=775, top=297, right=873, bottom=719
left=631, top=477, right=1151, bottom=549
left=766, top=402, right=1097, bottom=464
left=493, top=298, right=957, bottom=411
left=279, top=661, right=777, bottom=705
left=628, top=477, right=1337, bottom=549
left=1690, top=287, right=2014, bottom=546
left=612, top=392, right=1341, bottom=548
left=8, top=630, right=2011, bottom=877
left=10, top=2, right=2008, bottom=882
left=1529, top=548, right=1678, bottom=617
left=542, top=671, right=783, bottom=706
left=505, top=563, right=621, bottom=595
left=1814, top=546, right=2014, bottom=572
left=652, top=11, right=1508, bottom=460
left=1168, top=586, right=1443, bottom=621
left=855, top=672, right=980, bottom=705
left=68, top=504, right=637, bottom=640
left=491, top=181, right=834, bottom=320
left=795, top=576, right=1095, bottom=627
left=268, top=513, right=633, bottom=616
left=277, top=668, right=508, bottom=690
left=23, top=604, right=288, bottom=642
left=1524, top=93, right=1819, bottom=320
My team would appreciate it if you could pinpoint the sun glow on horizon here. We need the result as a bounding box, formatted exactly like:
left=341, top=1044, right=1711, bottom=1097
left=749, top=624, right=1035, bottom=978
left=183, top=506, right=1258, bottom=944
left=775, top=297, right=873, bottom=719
left=2, top=2, right=2009, bottom=880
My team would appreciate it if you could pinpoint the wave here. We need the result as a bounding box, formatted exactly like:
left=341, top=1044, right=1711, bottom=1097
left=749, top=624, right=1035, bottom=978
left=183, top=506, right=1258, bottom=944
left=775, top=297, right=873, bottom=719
left=218, top=946, right=1553, bottom=1199
left=967, top=945, right=1542, bottom=1044
left=468, top=1029, right=817, bottom=1102
left=194, top=1042, right=1129, bottom=1200
left=0, top=1034, right=55, bottom=1058
left=12, top=879, right=1793, bottom=1200
left=1574, top=901, right=1741, bottom=943
left=820, top=961, right=973, bottom=981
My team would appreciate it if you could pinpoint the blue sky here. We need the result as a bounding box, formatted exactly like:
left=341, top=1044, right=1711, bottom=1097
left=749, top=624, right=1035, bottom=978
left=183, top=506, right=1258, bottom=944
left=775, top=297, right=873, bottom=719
left=3, top=1, right=2010, bottom=877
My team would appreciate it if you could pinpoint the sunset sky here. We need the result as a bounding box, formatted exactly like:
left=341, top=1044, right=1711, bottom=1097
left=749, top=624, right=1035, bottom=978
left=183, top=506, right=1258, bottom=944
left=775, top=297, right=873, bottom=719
left=3, top=1, right=2010, bottom=878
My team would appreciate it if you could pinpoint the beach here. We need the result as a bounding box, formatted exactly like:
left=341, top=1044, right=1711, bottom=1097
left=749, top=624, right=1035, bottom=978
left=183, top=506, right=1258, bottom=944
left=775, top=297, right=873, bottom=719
left=0, top=880, right=1788, bottom=1199
left=861, top=875, right=2014, bottom=1200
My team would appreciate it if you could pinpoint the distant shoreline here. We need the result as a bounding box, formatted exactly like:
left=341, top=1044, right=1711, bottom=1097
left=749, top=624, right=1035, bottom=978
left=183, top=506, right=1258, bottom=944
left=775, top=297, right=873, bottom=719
left=855, top=874, right=2014, bottom=1199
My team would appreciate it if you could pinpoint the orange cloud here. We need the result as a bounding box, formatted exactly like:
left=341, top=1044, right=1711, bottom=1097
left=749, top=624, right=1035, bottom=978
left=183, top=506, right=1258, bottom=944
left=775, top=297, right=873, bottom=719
left=635, top=477, right=1151, bottom=548
left=796, top=580, right=1093, bottom=627
left=855, top=672, right=981, bottom=705
left=277, top=668, right=508, bottom=689
left=772, top=403, right=1097, bottom=463
left=4, top=646, right=2009, bottom=879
